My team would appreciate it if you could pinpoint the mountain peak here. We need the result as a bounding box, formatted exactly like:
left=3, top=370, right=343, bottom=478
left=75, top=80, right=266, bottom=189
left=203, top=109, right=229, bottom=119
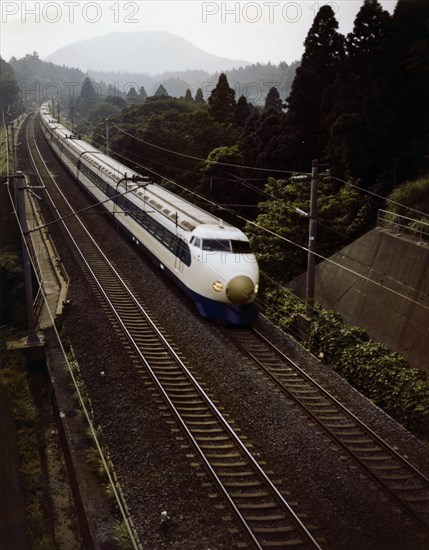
left=45, top=31, right=250, bottom=74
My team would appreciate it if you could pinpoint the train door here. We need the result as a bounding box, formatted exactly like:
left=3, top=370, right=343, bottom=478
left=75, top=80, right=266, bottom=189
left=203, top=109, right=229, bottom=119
left=174, top=239, right=191, bottom=274
left=174, top=238, right=184, bottom=274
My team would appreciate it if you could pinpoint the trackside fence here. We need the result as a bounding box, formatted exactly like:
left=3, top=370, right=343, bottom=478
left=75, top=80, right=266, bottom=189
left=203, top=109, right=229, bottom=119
left=377, top=209, right=429, bottom=245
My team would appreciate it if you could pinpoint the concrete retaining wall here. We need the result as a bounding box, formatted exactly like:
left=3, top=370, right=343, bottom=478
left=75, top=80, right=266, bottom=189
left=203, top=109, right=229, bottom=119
left=288, top=229, right=429, bottom=372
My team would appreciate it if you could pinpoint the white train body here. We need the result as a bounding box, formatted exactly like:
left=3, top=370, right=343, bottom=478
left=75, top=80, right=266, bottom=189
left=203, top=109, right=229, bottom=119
left=39, top=103, right=259, bottom=324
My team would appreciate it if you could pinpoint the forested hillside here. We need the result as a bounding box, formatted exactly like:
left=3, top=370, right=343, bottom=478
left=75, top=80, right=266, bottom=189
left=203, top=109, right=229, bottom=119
left=3, top=0, right=428, bottom=284
left=88, top=61, right=299, bottom=105
left=71, top=0, right=426, bottom=284
left=9, top=52, right=86, bottom=112
left=0, top=57, right=21, bottom=124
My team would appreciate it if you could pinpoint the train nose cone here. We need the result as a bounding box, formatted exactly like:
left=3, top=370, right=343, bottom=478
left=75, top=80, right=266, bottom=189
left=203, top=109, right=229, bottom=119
left=226, top=276, right=255, bottom=304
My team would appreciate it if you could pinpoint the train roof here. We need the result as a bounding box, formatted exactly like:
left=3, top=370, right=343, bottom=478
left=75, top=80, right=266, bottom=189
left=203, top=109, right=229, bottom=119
left=41, top=103, right=235, bottom=234
left=133, top=183, right=232, bottom=233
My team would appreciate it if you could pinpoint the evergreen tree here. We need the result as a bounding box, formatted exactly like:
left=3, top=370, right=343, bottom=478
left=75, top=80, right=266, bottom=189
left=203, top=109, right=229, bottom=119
left=208, top=73, right=236, bottom=125
left=194, top=88, right=205, bottom=104
left=235, top=95, right=251, bottom=127
left=283, top=5, right=345, bottom=171
left=347, top=0, right=391, bottom=57
left=184, top=89, right=194, bottom=102
left=75, top=77, right=100, bottom=117
left=240, top=109, right=261, bottom=167
left=0, top=57, right=21, bottom=122
left=251, top=109, right=288, bottom=170
left=380, top=0, right=429, bottom=184
left=323, top=0, right=392, bottom=183
left=264, top=87, right=283, bottom=112
left=154, top=84, right=169, bottom=98
left=106, top=84, right=117, bottom=97
left=127, top=86, right=139, bottom=105
left=138, top=86, right=147, bottom=101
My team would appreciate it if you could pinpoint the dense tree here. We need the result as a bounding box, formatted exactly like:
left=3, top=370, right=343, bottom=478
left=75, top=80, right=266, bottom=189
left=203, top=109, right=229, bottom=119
left=127, top=86, right=139, bottom=105
left=197, top=145, right=248, bottom=218
left=235, top=95, right=252, bottom=128
left=323, top=0, right=392, bottom=183
left=283, top=5, right=345, bottom=171
left=74, top=77, right=100, bottom=118
left=10, top=52, right=85, bottom=111
left=264, top=87, right=283, bottom=113
left=240, top=109, right=261, bottom=163
left=378, top=0, right=429, bottom=185
left=251, top=109, right=288, bottom=171
left=323, top=0, right=429, bottom=189
left=85, top=103, right=121, bottom=145
left=194, top=88, right=205, bottom=104
left=207, top=73, right=236, bottom=125
left=154, top=84, right=169, bottom=98
left=346, top=0, right=391, bottom=57
left=245, top=177, right=372, bottom=282
left=184, top=89, right=194, bottom=102
left=138, top=86, right=147, bottom=101
left=0, top=57, right=21, bottom=123
left=109, top=97, right=232, bottom=189
left=105, top=95, right=127, bottom=109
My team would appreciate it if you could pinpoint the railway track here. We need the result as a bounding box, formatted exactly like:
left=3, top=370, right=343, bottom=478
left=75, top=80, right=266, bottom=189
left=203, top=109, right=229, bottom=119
left=228, top=326, right=429, bottom=533
left=24, top=114, right=325, bottom=548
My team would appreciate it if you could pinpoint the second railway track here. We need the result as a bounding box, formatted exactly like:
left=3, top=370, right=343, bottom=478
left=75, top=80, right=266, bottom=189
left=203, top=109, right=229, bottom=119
left=228, top=326, right=429, bottom=533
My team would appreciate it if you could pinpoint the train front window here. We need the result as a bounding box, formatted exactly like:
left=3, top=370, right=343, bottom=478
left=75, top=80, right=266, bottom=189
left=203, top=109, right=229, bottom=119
left=231, top=240, right=252, bottom=254
left=202, top=239, right=231, bottom=252
left=201, top=239, right=253, bottom=253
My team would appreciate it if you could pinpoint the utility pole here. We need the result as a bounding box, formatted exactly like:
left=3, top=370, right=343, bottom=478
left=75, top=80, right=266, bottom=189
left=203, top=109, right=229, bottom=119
left=10, top=121, right=16, bottom=174
left=305, top=159, right=319, bottom=318
left=15, top=172, right=40, bottom=344
left=57, top=100, right=60, bottom=124
left=105, top=118, right=110, bottom=155
left=70, top=106, right=74, bottom=134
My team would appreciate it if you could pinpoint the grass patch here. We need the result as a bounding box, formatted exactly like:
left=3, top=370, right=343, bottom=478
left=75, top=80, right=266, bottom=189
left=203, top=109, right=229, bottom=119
left=0, top=341, right=55, bottom=548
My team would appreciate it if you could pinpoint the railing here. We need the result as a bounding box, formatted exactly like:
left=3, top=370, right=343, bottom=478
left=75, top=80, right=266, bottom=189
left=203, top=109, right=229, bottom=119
left=377, top=209, right=429, bottom=245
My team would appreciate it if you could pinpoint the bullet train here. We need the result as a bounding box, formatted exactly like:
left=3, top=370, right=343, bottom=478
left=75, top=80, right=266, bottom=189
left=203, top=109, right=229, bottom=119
left=39, top=102, right=259, bottom=325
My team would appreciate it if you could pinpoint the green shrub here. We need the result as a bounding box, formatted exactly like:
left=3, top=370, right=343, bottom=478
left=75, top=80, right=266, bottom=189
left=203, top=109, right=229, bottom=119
left=264, top=291, right=429, bottom=440
left=264, top=286, right=306, bottom=334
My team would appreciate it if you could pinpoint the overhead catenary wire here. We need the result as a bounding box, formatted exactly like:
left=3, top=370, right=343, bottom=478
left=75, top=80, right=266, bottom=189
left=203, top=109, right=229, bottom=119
left=81, top=136, right=429, bottom=313
left=51, top=111, right=429, bottom=312
left=112, top=123, right=429, bottom=218
left=112, top=125, right=310, bottom=176
left=71, top=108, right=429, bottom=218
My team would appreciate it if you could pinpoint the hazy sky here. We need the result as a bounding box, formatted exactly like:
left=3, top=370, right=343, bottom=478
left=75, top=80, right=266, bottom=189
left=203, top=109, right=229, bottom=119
left=2, top=1, right=397, bottom=67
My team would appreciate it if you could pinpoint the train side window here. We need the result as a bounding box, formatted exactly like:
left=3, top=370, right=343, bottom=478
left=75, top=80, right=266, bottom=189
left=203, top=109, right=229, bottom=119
left=193, top=237, right=201, bottom=248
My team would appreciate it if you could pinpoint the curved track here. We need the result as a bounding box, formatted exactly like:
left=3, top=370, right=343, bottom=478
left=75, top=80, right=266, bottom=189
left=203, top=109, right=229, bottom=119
left=24, top=114, right=325, bottom=548
left=228, top=326, right=429, bottom=533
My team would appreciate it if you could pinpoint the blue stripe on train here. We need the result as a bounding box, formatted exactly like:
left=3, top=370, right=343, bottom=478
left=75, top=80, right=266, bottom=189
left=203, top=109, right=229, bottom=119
left=121, top=224, right=258, bottom=326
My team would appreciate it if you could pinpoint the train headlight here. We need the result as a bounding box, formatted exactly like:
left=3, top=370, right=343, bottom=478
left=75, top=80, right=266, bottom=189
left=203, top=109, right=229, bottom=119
left=254, top=284, right=259, bottom=294
left=226, top=276, right=255, bottom=304
left=213, top=281, right=223, bottom=292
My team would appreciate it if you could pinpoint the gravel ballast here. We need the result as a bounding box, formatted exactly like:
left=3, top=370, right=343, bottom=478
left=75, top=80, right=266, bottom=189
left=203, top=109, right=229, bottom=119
left=35, top=131, right=429, bottom=549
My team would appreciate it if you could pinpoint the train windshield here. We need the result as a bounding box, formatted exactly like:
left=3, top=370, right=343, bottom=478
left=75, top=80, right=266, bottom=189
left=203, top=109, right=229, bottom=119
left=231, top=240, right=252, bottom=254
left=202, top=239, right=252, bottom=253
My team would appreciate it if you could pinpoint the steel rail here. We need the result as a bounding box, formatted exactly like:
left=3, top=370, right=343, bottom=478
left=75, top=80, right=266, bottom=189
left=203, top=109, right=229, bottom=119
left=29, top=114, right=322, bottom=549
left=230, top=325, right=429, bottom=533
